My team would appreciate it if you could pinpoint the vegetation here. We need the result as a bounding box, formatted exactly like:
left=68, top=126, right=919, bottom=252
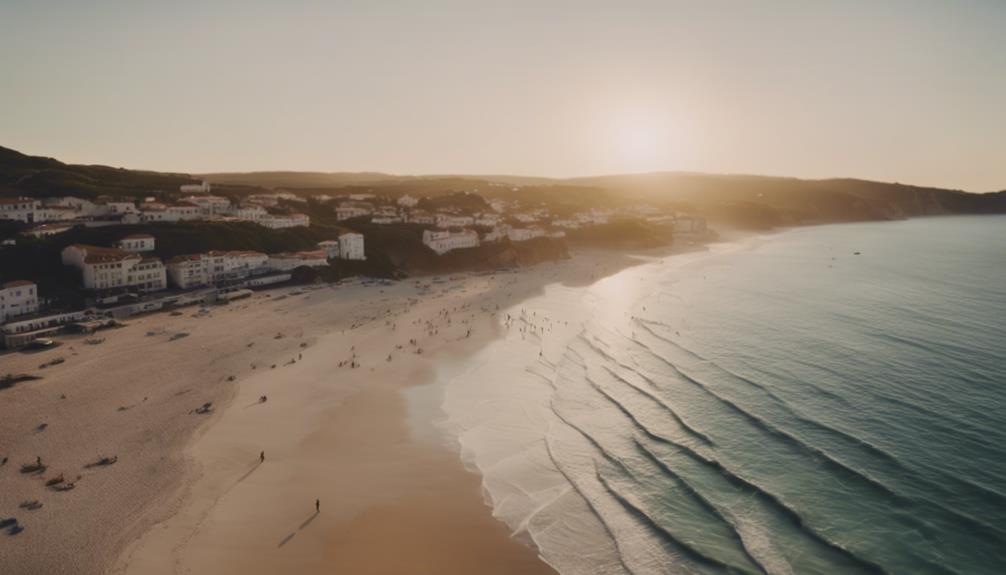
left=566, top=220, right=673, bottom=249
left=0, top=146, right=200, bottom=200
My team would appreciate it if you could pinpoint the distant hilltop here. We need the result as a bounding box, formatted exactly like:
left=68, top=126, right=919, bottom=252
left=2, top=145, right=1004, bottom=230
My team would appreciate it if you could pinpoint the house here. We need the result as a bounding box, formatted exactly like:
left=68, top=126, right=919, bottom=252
left=397, top=195, right=419, bottom=207
left=183, top=195, right=231, bottom=216
left=673, top=214, right=708, bottom=237
left=335, top=202, right=374, bottom=221
left=117, top=234, right=155, bottom=252
left=422, top=229, right=479, bottom=255
left=1, top=310, right=91, bottom=349
left=0, top=280, right=39, bottom=324
left=140, top=203, right=201, bottom=222
left=474, top=214, right=499, bottom=227
left=35, top=205, right=78, bottom=222
left=230, top=204, right=268, bottom=221
left=46, top=196, right=99, bottom=216
left=257, top=213, right=310, bottom=229
left=166, top=250, right=269, bottom=289
left=552, top=219, right=581, bottom=229
left=406, top=210, right=436, bottom=225
left=481, top=228, right=506, bottom=243
left=435, top=214, right=475, bottom=228
left=0, top=197, right=39, bottom=223
left=338, top=232, right=365, bottom=260
left=61, top=245, right=167, bottom=292
left=246, top=194, right=279, bottom=207
left=180, top=180, right=211, bottom=194
left=318, top=240, right=340, bottom=259
left=267, top=251, right=329, bottom=271
left=507, top=228, right=546, bottom=242
left=103, top=201, right=138, bottom=215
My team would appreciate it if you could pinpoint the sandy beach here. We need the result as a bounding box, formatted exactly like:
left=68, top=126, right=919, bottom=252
left=1, top=249, right=659, bottom=575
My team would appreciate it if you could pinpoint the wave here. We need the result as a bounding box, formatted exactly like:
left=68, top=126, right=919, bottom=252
left=595, top=470, right=761, bottom=575
left=630, top=443, right=782, bottom=575
left=541, top=419, right=637, bottom=575
left=630, top=325, right=1006, bottom=541
left=639, top=335, right=1003, bottom=541
left=581, top=377, right=891, bottom=575
left=551, top=361, right=758, bottom=575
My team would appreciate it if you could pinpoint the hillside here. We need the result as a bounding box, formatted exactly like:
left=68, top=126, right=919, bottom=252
left=569, top=172, right=1006, bottom=228
left=0, top=146, right=201, bottom=200
left=2, top=145, right=1003, bottom=231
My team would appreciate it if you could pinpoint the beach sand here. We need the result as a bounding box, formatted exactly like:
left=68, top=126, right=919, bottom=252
left=0, top=250, right=661, bottom=575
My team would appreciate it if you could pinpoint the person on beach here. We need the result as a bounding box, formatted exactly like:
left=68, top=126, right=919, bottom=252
left=316, top=499, right=320, bottom=512
left=260, top=451, right=265, bottom=463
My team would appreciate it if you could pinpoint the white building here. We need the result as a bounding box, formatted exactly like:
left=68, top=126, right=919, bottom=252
left=258, top=213, right=310, bottom=229
left=674, top=214, right=707, bottom=236
left=0, top=197, right=39, bottom=223
left=166, top=250, right=269, bottom=289
left=34, top=205, right=78, bottom=222
left=481, top=228, right=506, bottom=243
left=397, top=195, right=419, bottom=207
left=180, top=180, right=211, bottom=194
left=435, top=214, right=475, bottom=228
left=61, top=245, right=167, bottom=292
left=317, top=240, right=339, bottom=259
left=372, top=215, right=403, bottom=224
left=1, top=310, right=90, bottom=349
left=246, top=194, right=279, bottom=207
left=336, top=202, right=373, bottom=221
left=0, top=280, right=39, bottom=324
left=46, top=196, right=99, bottom=216
left=507, top=228, right=546, bottom=242
left=103, top=201, right=138, bottom=215
left=406, top=210, right=436, bottom=225
left=140, top=203, right=201, bottom=222
left=267, top=251, right=329, bottom=271
left=230, top=204, right=268, bottom=221
left=183, top=195, right=231, bottom=216
left=117, top=234, right=156, bottom=252
left=552, top=219, right=581, bottom=229
left=338, top=232, right=365, bottom=260
left=474, top=214, right=499, bottom=227
left=423, top=229, right=480, bottom=255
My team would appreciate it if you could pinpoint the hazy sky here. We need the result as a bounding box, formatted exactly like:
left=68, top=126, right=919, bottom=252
left=1, top=1, right=1003, bottom=191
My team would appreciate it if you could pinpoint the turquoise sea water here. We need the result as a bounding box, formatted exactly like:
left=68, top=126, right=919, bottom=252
left=449, top=216, right=1006, bottom=575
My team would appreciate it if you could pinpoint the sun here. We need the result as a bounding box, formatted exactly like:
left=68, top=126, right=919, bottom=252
left=610, top=110, right=672, bottom=172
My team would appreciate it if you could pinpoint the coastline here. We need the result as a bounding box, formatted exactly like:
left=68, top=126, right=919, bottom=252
left=1, top=247, right=683, bottom=575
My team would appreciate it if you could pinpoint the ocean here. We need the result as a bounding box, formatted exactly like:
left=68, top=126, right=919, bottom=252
left=440, top=215, right=1006, bottom=575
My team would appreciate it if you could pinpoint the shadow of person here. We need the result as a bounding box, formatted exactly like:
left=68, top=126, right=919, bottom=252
left=277, top=510, right=320, bottom=548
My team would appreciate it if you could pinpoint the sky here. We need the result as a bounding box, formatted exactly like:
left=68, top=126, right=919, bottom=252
left=1, top=0, right=1004, bottom=191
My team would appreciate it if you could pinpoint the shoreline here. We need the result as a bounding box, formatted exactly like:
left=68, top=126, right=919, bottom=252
left=2, top=246, right=688, bottom=575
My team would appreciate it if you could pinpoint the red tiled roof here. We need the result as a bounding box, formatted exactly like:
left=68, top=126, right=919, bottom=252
left=2, top=280, right=35, bottom=288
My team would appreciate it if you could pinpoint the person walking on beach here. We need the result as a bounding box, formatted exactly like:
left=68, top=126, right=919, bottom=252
left=315, top=499, right=320, bottom=512
left=260, top=451, right=265, bottom=463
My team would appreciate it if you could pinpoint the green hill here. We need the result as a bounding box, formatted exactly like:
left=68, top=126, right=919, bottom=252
left=0, top=146, right=201, bottom=199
